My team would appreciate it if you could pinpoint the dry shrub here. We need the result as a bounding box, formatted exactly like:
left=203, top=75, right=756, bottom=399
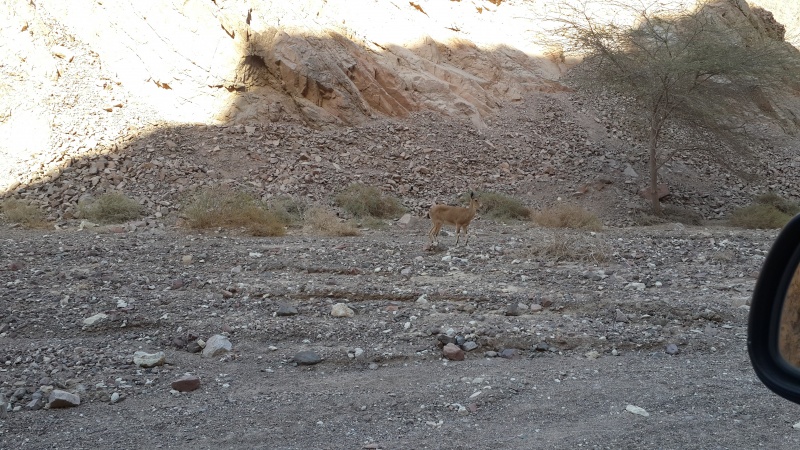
left=335, top=184, right=405, bottom=218
left=533, top=204, right=602, bottom=230
left=79, top=192, right=144, bottom=224
left=474, top=191, right=531, bottom=220
left=268, top=196, right=310, bottom=226
left=0, top=199, right=49, bottom=228
left=182, top=187, right=286, bottom=236
left=529, top=232, right=610, bottom=263
left=729, top=204, right=792, bottom=229
left=730, top=193, right=799, bottom=229
left=304, top=207, right=359, bottom=236
left=756, top=192, right=800, bottom=216
left=634, top=205, right=703, bottom=226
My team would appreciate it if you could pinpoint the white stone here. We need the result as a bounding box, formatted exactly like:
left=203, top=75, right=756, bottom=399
left=331, top=303, right=355, bottom=318
left=625, top=404, right=650, bottom=417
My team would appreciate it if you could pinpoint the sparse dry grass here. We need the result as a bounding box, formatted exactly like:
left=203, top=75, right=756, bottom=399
left=304, top=207, right=359, bottom=236
left=729, top=204, right=793, bottom=229
left=78, top=192, right=144, bottom=224
left=0, top=199, right=49, bottom=228
left=335, top=184, right=405, bottom=219
left=730, top=193, right=799, bottom=229
left=528, top=232, right=610, bottom=263
left=532, top=204, right=602, bottom=230
left=474, top=191, right=531, bottom=221
left=182, top=187, right=286, bottom=236
left=268, top=196, right=310, bottom=226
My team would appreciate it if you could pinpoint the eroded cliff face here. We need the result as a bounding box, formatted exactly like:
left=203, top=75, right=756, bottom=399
left=0, top=0, right=798, bottom=195
left=29, top=0, right=566, bottom=128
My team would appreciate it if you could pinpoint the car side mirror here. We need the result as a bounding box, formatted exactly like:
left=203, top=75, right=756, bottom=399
left=749, top=214, right=800, bottom=404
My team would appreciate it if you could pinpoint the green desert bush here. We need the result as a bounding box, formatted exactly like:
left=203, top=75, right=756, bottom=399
left=730, top=204, right=793, bottom=229
left=79, top=192, right=144, bottom=224
left=729, top=193, right=799, bottom=229
left=335, top=184, right=405, bottom=218
left=532, top=204, right=602, bottom=231
left=182, top=187, right=286, bottom=236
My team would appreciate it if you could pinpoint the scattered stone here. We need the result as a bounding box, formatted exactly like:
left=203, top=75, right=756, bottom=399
left=438, top=334, right=457, bottom=345
left=665, top=343, right=680, bottom=355
left=110, top=392, right=121, bottom=404
left=331, top=303, right=355, bottom=318
left=529, top=304, right=543, bottom=312
left=292, top=350, right=322, bottom=365
left=133, top=351, right=165, bottom=368
left=443, top=343, right=465, bottom=361
left=47, top=390, right=80, bottom=408
left=82, top=313, right=108, bottom=327
left=625, top=404, right=650, bottom=417
left=203, top=334, right=233, bottom=358
left=585, top=350, right=601, bottom=360
left=171, top=375, right=201, bottom=392
left=398, top=213, right=412, bottom=227
left=368, top=362, right=379, bottom=370
left=626, top=282, right=646, bottom=291
left=461, top=341, right=479, bottom=352
left=26, top=393, right=44, bottom=411
left=186, top=341, right=202, bottom=353
left=505, top=303, right=522, bottom=316
left=534, top=342, right=549, bottom=352
left=170, top=279, right=185, bottom=290
left=499, top=348, right=518, bottom=359
left=615, top=309, right=630, bottom=323
left=276, top=304, right=299, bottom=316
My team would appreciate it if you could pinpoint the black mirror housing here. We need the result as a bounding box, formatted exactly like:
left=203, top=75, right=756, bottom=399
left=748, top=214, right=800, bottom=404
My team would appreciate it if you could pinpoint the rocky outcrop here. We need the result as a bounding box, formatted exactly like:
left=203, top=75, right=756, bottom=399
left=34, top=0, right=563, bottom=127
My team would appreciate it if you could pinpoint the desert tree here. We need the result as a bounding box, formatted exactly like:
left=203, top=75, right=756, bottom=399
left=545, top=0, right=800, bottom=214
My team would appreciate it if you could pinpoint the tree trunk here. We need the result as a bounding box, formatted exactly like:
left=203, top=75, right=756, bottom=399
left=649, top=126, right=662, bottom=216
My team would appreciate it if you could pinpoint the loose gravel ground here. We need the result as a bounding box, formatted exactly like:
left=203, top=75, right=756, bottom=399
left=2, top=219, right=800, bottom=449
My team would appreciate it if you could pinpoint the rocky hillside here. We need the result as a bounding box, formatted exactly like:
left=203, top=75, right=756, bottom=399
left=1, top=0, right=799, bottom=226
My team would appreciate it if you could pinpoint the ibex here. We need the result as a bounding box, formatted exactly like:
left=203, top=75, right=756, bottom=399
left=428, top=191, right=481, bottom=246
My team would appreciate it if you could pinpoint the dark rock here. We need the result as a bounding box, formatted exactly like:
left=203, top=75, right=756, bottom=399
left=499, top=348, right=518, bottom=359
left=461, top=341, right=479, bottom=352
left=437, top=334, right=457, bottom=346
left=276, top=304, right=299, bottom=316
left=171, top=375, right=201, bottom=392
left=186, top=341, right=202, bottom=353
left=292, top=350, right=322, bottom=365
left=534, top=342, right=549, bottom=352
left=443, top=343, right=465, bottom=361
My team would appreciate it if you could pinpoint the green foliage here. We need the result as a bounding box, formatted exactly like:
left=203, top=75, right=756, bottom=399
left=533, top=204, right=603, bottom=231
left=730, top=193, right=799, bottom=229
left=182, top=187, right=286, bottom=236
left=0, top=199, right=49, bottom=228
left=335, top=184, right=405, bottom=218
left=548, top=0, right=800, bottom=214
left=79, top=192, right=144, bottom=224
